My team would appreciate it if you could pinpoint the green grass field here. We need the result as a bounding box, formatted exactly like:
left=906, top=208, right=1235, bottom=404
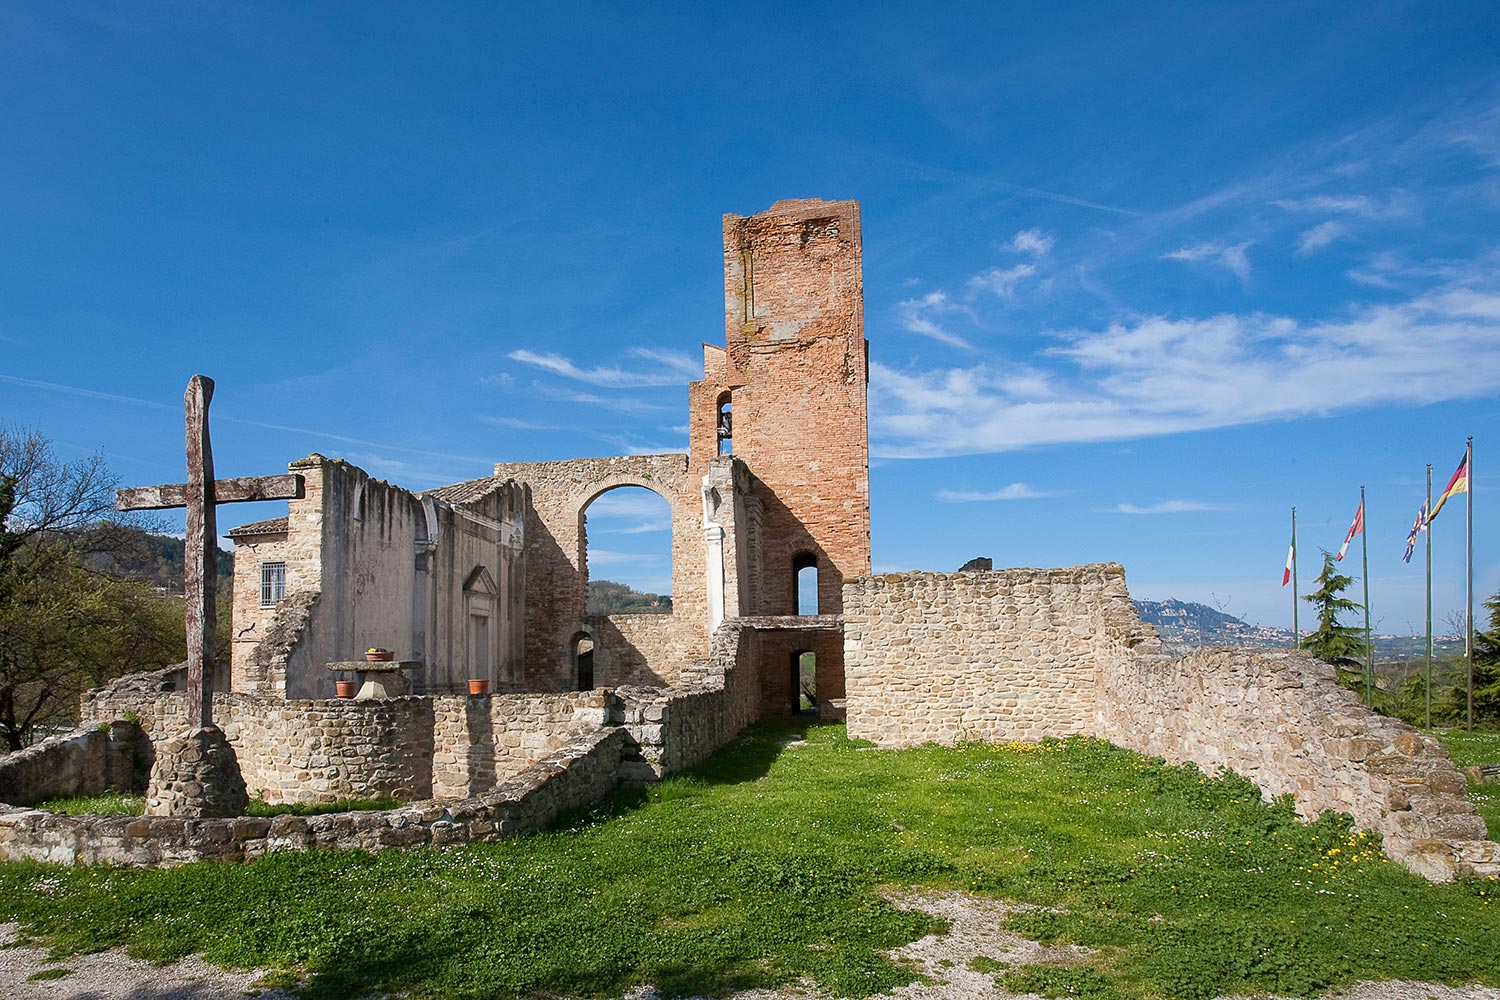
left=2, top=724, right=1497, bottom=1000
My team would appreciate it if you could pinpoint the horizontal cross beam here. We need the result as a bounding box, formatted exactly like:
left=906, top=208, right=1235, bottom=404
left=116, top=473, right=304, bottom=512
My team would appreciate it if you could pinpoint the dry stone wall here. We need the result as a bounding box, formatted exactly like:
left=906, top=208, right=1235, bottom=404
left=1098, top=647, right=1500, bottom=880
left=431, top=690, right=609, bottom=800
left=0, top=723, right=150, bottom=806
left=0, top=728, right=625, bottom=866
left=844, top=564, right=1156, bottom=746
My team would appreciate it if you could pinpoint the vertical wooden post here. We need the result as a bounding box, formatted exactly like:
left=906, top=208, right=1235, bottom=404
left=184, top=375, right=217, bottom=729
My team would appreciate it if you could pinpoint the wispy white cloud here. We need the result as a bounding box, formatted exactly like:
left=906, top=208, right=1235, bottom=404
left=585, top=548, right=666, bottom=566
left=1162, top=241, right=1253, bottom=285
left=1295, top=221, right=1348, bottom=255
left=936, top=482, right=1055, bottom=502
left=505, top=347, right=697, bottom=387
left=476, top=415, right=563, bottom=431
left=969, top=263, right=1037, bottom=300
left=872, top=280, right=1500, bottom=459
left=895, top=291, right=973, bottom=349
left=1271, top=195, right=1378, bottom=215
left=1008, top=228, right=1055, bottom=256
left=1112, top=500, right=1227, bottom=515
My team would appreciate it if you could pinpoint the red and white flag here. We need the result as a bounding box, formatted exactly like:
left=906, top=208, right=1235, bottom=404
left=1335, top=499, right=1364, bottom=561
left=1282, top=532, right=1296, bottom=586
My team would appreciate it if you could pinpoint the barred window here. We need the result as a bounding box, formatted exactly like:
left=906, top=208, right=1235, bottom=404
left=260, top=562, right=286, bottom=606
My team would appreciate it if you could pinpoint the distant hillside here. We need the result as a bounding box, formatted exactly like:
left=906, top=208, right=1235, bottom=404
left=80, top=524, right=234, bottom=594
left=588, top=580, right=672, bottom=615
left=1132, top=598, right=1465, bottom=660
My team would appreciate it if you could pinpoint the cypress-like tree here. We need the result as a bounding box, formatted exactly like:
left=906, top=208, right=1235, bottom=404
left=1301, top=550, right=1369, bottom=668
left=1465, top=588, right=1500, bottom=724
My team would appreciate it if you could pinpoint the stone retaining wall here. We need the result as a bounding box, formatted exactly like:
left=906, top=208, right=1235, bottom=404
left=431, top=691, right=609, bottom=800
left=843, top=564, right=1158, bottom=746
left=0, top=728, right=625, bottom=866
left=1098, top=646, right=1500, bottom=881
left=0, top=723, right=151, bottom=807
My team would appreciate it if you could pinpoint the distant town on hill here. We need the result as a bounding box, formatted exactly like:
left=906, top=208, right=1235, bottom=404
left=1133, top=598, right=1466, bottom=660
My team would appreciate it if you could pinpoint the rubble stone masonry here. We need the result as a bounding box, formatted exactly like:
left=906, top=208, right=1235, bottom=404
left=844, top=564, right=1153, bottom=746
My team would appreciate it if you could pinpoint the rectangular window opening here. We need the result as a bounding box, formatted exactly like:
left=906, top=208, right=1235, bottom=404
left=260, top=562, right=286, bottom=607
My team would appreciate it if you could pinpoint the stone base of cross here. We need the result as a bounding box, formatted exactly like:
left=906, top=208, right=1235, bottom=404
left=117, top=375, right=304, bottom=817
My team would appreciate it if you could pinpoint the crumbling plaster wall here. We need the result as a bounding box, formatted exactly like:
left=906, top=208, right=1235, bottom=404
left=231, top=456, right=525, bottom=698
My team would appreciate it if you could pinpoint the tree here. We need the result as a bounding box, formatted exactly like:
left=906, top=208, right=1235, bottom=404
left=0, top=428, right=190, bottom=750
left=1457, top=588, right=1500, bottom=726
left=1300, top=550, right=1369, bottom=669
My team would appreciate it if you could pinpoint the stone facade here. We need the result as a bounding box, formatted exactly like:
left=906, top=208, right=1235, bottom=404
left=229, top=457, right=526, bottom=698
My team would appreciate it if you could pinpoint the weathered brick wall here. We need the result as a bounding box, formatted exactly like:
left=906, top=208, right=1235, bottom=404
left=844, top=564, right=1154, bottom=746
left=493, top=454, right=705, bottom=690
left=0, top=728, right=626, bottom=866
left=690, top=199, right=870, bottom=621
left=1097, top=647, right=1499, bottom=880
left=0, top=723, right=151, bottom=806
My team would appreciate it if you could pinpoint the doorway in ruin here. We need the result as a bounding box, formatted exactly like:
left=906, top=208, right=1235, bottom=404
left=581, top=485, right=674, bottom=615
left=572, top=631, right=595, bottom=691
left=790, top=650, right=816, bottom=715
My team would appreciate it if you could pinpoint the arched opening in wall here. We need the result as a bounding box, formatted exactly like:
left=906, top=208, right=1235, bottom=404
left=572, top=631, right=595, bottom=691
left=582, top=485, right=674, bottom=616
left=790, top=650, right=815, bottom=715
left=716, top=391, right=733, bottom=456
left=793, top=552, right=819, bottom=615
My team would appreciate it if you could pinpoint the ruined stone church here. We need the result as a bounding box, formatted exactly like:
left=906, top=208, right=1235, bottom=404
left=1, top=199, right=1494, bottom=881
left=224, top=197, right=867, bottom=713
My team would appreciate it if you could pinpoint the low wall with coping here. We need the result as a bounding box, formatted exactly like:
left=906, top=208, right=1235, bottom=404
left=1098, top=646, right=1500, bottom=881
left=843, top=564, right=1158, bottom=746
left=0, top=728, right=625, bottom=866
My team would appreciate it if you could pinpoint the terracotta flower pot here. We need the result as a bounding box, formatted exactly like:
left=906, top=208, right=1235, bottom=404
left=365, top=649, right=394, bottom=662
left=468, top=679, right=490, bottom=696
left=335, top=680, right=356, bottom=698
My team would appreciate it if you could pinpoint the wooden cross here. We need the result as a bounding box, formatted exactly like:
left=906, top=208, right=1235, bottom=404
left=117, top=376, right=304, bottom=728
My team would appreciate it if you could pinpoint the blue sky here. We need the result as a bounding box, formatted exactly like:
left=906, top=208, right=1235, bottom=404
left=2, top=2, right=1497, bottom=634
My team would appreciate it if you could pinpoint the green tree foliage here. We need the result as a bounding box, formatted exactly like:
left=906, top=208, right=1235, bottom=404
left=1300, top=550, right=1368, bottom=669
left=0, top=428, right=207, bottom=750
left=1441, top=588, right=1500, bottom=727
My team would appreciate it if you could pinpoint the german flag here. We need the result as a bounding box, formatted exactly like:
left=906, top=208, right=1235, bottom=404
left=1427, top=451, right=1470, bottom=524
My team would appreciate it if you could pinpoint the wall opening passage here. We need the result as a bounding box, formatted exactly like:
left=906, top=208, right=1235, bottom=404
left=582, top=485, right=674, bottom=615
left=793, top=552, right=819, bottom=615
left=572, top=631, right=595, bottom=691
left=791, top=650, right=816, bottom=714
left=716, top=392, right=733, bottom=456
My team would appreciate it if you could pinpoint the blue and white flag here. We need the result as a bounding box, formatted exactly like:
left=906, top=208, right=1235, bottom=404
left=1402, top=500, right=1428, bottom=563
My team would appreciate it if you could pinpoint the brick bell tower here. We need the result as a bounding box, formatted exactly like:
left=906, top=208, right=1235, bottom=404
left=689, top=198, right=871, bottom=714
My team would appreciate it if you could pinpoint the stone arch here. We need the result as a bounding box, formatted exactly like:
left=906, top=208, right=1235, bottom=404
left=572, top=479, right=677, bottom=612
left=571, top=630, right=595, bottom=690
left=792, top=551, right=819, bottom=615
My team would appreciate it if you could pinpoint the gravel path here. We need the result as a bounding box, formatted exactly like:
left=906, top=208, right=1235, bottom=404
left=4, top=893, right=1498, bottom=1000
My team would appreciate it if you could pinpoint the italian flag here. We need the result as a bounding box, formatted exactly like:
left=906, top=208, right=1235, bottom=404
left=1282, top=531, right=1296, bottom=586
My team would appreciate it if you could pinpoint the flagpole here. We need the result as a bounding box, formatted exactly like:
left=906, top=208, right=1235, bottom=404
left=1361, top=485, right=1373, bottom=707
left=1466, top=436, right=1474, bottom=731
left=1425, top=464, right=1433, bottom=730
left=1292, top=506, right=1300, bottom=646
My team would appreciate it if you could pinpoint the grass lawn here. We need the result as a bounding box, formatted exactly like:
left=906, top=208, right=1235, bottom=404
left=1431, top=728, right=1500, bottom=839
left=2, top=723, right=1497, bottom=1000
